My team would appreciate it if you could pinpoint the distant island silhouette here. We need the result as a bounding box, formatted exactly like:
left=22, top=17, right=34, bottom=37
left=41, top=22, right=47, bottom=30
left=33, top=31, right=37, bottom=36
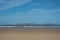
left=0, top=23, right=60, bottom=26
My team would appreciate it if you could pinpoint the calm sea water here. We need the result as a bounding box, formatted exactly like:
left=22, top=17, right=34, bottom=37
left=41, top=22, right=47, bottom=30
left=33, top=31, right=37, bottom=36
left=0, top=26, right=60, bottom=28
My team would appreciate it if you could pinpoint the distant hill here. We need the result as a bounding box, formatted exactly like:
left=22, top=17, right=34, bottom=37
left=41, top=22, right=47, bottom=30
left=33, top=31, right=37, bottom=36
left=0, top=23, right=60, bottom=26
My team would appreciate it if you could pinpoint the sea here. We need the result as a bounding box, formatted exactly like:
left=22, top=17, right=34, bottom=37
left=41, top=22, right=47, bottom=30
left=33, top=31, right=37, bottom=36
left=0, top=26, right=60, bottom=29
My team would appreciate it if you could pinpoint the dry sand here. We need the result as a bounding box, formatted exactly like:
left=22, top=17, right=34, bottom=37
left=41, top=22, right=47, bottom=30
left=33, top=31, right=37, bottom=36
left=0, top=28, right=60, bottom=40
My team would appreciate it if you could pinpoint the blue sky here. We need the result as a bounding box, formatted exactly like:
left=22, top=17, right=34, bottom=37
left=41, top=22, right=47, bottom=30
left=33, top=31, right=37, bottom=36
left=0, top=0, right=60, bottom=25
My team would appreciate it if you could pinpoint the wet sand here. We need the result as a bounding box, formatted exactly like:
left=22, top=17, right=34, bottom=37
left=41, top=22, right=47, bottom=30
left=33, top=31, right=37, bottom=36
left=0, top=28, right=60, bottom=40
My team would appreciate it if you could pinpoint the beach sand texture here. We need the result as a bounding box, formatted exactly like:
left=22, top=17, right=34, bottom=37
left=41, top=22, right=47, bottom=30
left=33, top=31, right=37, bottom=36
left=0, top=28, right=60, bottom=40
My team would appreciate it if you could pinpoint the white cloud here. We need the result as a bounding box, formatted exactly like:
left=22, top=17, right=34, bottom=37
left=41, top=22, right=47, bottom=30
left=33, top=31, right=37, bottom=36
left=25, top=8, right=60, bottom=17
left=28, top=8, right=60, bottom=14
left=0, top=0, right=32, bottom=10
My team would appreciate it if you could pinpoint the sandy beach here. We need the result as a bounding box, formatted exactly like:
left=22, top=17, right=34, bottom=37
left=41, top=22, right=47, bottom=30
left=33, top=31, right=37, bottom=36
left=0, top=28, right=60, bottom=40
